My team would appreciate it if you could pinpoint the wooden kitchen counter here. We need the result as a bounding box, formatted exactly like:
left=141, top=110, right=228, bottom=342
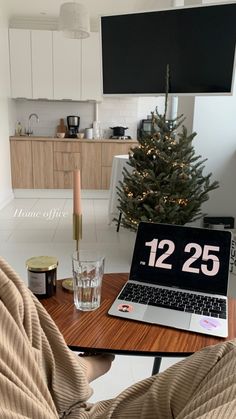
left=10, top=136, right=138, bottom=143
left=10, top=136, right=138, bottom=190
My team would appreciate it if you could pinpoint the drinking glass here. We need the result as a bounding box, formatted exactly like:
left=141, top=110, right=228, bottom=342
left=72, top=251, right=105, bottom=311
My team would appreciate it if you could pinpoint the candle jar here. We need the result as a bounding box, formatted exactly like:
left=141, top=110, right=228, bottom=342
left=26, top=256, right=58, bottom=299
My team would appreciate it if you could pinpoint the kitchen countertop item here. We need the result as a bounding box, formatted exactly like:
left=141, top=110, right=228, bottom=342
left=85, top=128, right=93, bottom=139
left=110, top=126, right=128, bottom=137
left=110, top=135, right=132, bottom=140
left=67, top=115, right=80, bottom=138
left=56, top=118, right=67, bottom=135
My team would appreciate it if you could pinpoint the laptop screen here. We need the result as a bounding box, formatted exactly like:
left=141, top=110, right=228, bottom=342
left=129, top=222, right=232, bottom=296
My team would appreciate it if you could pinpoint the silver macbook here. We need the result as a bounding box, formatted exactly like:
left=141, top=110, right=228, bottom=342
left=108, top=222, right=232, bottom=337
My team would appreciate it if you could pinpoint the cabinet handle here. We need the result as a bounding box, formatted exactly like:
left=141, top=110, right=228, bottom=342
left=35, top=97, right=49, bottom=101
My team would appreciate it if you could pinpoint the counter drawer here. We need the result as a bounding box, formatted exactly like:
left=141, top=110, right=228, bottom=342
left=54, top=152, right=81, bottom=171
left=54, top=171, right=73, bottom=189
left=54, top=141, right=81, bottom=152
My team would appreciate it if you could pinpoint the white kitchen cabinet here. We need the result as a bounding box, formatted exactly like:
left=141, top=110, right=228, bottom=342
left=81, top=32, right=102, bottom=101
left=9, top=29, right=102, bottom=101
left=53, top=31, right=81, bottom=100
left=31, top=30, right=53, bottom=99
left=9, top=29, right=32, bottom=98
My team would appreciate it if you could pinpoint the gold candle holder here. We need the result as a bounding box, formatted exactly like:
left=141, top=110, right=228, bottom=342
left=62, top=213, right=83, bottom=292
left=73, top=213, right=82, bottom=250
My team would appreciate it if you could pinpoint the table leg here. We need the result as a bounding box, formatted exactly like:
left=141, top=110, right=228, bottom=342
left=116, top=212, right=122, bottom=232
left=152, top=357, right=162, bottom=375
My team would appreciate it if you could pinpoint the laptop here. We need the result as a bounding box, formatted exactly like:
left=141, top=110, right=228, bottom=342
left=108, top=222, right=232, bottom=337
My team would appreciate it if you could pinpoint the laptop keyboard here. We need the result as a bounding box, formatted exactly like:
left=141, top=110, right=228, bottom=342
left=118, top=283, right=227, bottom=319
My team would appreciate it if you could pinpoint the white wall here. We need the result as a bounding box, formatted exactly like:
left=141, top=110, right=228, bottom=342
left=12, top=97, right=166, bottom=140
left=193, top=73, right=236, bottom=221
left=0, top=2, right=13, bottom=209
left=188, top=0, right=236, bottom=223
left=11, top=100, right=95, bottom=137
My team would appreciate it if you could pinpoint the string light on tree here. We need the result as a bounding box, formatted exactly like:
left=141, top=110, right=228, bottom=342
left=116, top=91, right=219, bottom=231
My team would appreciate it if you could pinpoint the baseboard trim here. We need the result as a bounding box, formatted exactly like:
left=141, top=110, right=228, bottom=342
left=13, top=189, right=109, bottom=199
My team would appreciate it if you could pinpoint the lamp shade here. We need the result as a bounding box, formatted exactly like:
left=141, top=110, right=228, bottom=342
left=59, top=2, right=90, bottom=39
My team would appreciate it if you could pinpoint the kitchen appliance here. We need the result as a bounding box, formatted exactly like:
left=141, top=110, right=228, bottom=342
left=110, top=135, right=132, bottom=140
left=140, top=119, right=153, bottom=136
left=67, top=115, right=80, bottom=138
left=110, top=126, right=131, bottom=139
left=110, top=126, right=128, bottom=137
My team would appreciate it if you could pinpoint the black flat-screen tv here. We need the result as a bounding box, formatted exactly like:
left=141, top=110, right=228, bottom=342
left=101, top=3, right=236, bottom=96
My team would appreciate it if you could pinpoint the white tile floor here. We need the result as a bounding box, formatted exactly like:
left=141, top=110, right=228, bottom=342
left=0, top=195, right=182, bottom=402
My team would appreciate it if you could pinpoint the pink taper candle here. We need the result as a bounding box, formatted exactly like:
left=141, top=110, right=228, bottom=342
left=73, top=170, right=81, bottom=215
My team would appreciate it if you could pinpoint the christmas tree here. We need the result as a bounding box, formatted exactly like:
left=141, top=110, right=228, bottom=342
left=116, top=102, right=219, bottom=232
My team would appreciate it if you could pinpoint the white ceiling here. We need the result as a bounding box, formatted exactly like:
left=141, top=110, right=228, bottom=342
left=5, top=0, right=172, bottom=20
left=4, top=1, right=233, bottom=22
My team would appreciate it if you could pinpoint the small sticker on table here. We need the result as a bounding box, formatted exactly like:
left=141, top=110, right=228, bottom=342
left=199, top=317, right=221, bottom=331
left=118, top=303, right=133, bottom=313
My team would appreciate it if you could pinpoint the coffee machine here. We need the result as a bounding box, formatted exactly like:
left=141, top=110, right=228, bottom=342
left=67, top=115, right=80, bottom=138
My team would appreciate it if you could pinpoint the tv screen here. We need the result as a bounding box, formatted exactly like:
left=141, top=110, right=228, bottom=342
left=101, top=3, right=236, bottom=96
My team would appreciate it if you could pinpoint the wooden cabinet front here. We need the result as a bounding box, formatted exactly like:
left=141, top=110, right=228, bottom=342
left=54, top=172, right=74, bottom=189
left=102, top=143, right=134, bottom=166
left=101, top=166, right=112, bottom=190
left=53, top=141, right=81, bottom=189
left=54, top=152, right=80, bottom=171
left=101, top=142, right=137, bottom=189
left=81, top=143, right=102, bottom=189
left=32, top=141, right=54, bottom=188
left=10, top=139, right=138, bottom=190
left=10, top=140, right=33, bottom=188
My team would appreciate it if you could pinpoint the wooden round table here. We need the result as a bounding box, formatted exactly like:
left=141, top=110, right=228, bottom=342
left=41, top=273, right=236, bottom=357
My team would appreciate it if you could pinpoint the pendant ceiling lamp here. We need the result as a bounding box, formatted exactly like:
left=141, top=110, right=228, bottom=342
left=59, top=2, right=90, bottom=39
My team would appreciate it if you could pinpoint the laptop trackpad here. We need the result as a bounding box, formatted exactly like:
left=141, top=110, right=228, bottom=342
left=143, top=306, right=191, bottom=329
